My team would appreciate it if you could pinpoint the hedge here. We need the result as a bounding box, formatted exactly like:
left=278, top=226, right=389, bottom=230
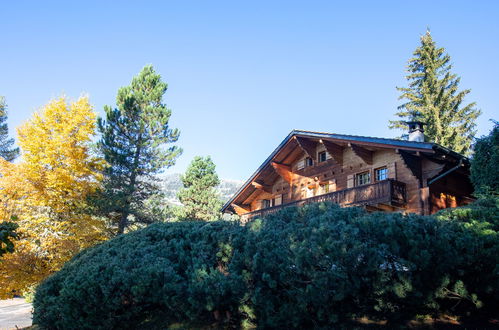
left=33, top=221, right=246, bottom=329
left=33, top=198, right=499, bottom=329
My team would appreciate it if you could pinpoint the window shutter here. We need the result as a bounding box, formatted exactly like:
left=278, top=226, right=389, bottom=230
left=347, top=174, right=354, bottom=188
left=387, top=162, right=397, bottom=179
left=296, top=159, right=305, bottom=170
left=274, top=194, right=282, bottom=206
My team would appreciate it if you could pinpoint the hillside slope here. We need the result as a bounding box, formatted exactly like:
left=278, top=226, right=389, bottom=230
left=160, top=173, right=242, bottom=205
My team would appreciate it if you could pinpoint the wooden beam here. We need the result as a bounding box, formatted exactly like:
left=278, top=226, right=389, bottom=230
left=231, top=203, right=251, bottom=216
left=376, top=203, right=397, bottom=212
left=281, top=147, right=304, bottom=166
left=365, top=205, right=383, bottom=212
left=320, top=139, right=344, bottom=165
left=252, top=181, right=272, bottom=194
left=271, top=161, right=293, bottom=184
left=366, top=204, right=398, bottom=212
left=242, top=189, right=261, bottom=205
left=350, top=143, right=373, bottom=165
left=424, top=163, right=446, bottom=183
left=295, top=136, right=317, bottom=160
left=398, top=150, right=422, bottom=180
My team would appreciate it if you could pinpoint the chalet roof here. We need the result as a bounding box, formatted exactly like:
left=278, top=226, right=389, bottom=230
left=221, top=129, right=468, bottom=213
left=292, top=130, right=435, bottom=150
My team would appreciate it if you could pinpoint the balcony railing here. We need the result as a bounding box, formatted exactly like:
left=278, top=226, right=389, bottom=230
left=241, top=179, right=406, bottom=222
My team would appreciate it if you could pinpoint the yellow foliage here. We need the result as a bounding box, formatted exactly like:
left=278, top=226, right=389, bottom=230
left=0, top=96, right=107, bottom=298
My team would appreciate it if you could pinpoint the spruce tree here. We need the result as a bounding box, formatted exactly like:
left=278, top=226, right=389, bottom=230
left=390, top=30, right=481, bottom=155
left=0, top=97, right=19, bottom=161
left=177, top=156, right=222, bottom=221
left=470, top=121, right=499, bottom=195
left=97, top=65, right=181, bottom=234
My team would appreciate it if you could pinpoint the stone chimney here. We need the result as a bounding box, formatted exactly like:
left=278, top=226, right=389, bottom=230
left=407, top=121, right=425, bottom=142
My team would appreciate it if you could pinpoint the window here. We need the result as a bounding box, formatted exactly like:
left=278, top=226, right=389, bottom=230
left=305, top=157, right=314, bottom=167
left=355, top=171, right=371, bottom=186
left=375, top=167, right=388, bottom=181
left=262, top=196, right=282, bottom=209
left=318, top=151, right=327, bottom=163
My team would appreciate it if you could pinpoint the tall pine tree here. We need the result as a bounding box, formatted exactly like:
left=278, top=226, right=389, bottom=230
left=177, top=156, right=222, bottom=221
left=0, top=97, right=19, bottom=161
left=97, top=65, right=181, bottom=234
left=390, top=30, right=480, bottom=155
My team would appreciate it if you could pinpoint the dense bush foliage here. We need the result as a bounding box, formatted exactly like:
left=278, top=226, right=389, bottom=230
left=235, top=200, right=498, bottom=327
left=34, top=199, right=499, bottom=329
left=33, top=220, right=245, bottom=329
left=471, top=121, right=499, bottom=195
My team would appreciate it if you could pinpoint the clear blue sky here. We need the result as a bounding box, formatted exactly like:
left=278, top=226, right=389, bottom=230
left=1, top=1, right=498, bottom=181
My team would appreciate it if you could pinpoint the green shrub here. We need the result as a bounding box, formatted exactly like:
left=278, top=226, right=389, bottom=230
left=33, top=221, right=246, bottom=329
left=434, top=196, right=499, bottom=316
left=34, top=200, right=499, bottom=329
left=231, top=204, right=369, bottom=328
left=233, top=202, right=498, bottom=327
left=470, top=121, right=499, bottom=195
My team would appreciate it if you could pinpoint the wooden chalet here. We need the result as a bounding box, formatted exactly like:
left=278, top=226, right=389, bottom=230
left=222, top=125, right=474, bottom=221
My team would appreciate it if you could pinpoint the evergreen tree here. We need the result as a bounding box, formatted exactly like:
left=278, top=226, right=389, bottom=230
left=177, top=156, right=222, bottom=221
left=97, top=65, right=181, bottom=234
left=470, top=121, right=499, bottom=195
left=390, top=30, right=481, bottom=155
left=0, top=220, right=17, bottom=258
left=0, top=97, right=19, bottom=161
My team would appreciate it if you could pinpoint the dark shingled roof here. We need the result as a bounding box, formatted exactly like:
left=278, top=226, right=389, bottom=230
left=292, top=129, right=435, bottom=150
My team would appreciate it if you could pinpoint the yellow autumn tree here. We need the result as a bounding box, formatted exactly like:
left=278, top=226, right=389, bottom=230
left=0, top=96, right=107, bottom=298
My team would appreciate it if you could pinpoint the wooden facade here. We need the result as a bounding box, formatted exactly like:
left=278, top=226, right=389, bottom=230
left=222, top=130, right=474, bottom=220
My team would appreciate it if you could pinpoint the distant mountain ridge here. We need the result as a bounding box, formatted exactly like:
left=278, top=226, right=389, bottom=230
left=160, top=173, right=243, bottom=205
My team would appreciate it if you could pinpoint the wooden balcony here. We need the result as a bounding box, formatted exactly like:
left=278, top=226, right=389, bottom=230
left=241, top=179, right=406, bottom=222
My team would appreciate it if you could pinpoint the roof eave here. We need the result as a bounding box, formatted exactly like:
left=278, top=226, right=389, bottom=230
left=221, top=130, right=298, bottom=212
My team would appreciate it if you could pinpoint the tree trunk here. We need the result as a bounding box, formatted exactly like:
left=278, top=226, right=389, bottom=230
left=117, top=211, right=129, bottom=235
left=117, top=137, right=142, bottom=235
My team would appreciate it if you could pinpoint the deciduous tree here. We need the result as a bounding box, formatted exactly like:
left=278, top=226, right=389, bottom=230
left=97, top=65, right=181, bottom=234
left=390, top=30, right=481, bottom=154
left=0, top=96, right=107, bottom=298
